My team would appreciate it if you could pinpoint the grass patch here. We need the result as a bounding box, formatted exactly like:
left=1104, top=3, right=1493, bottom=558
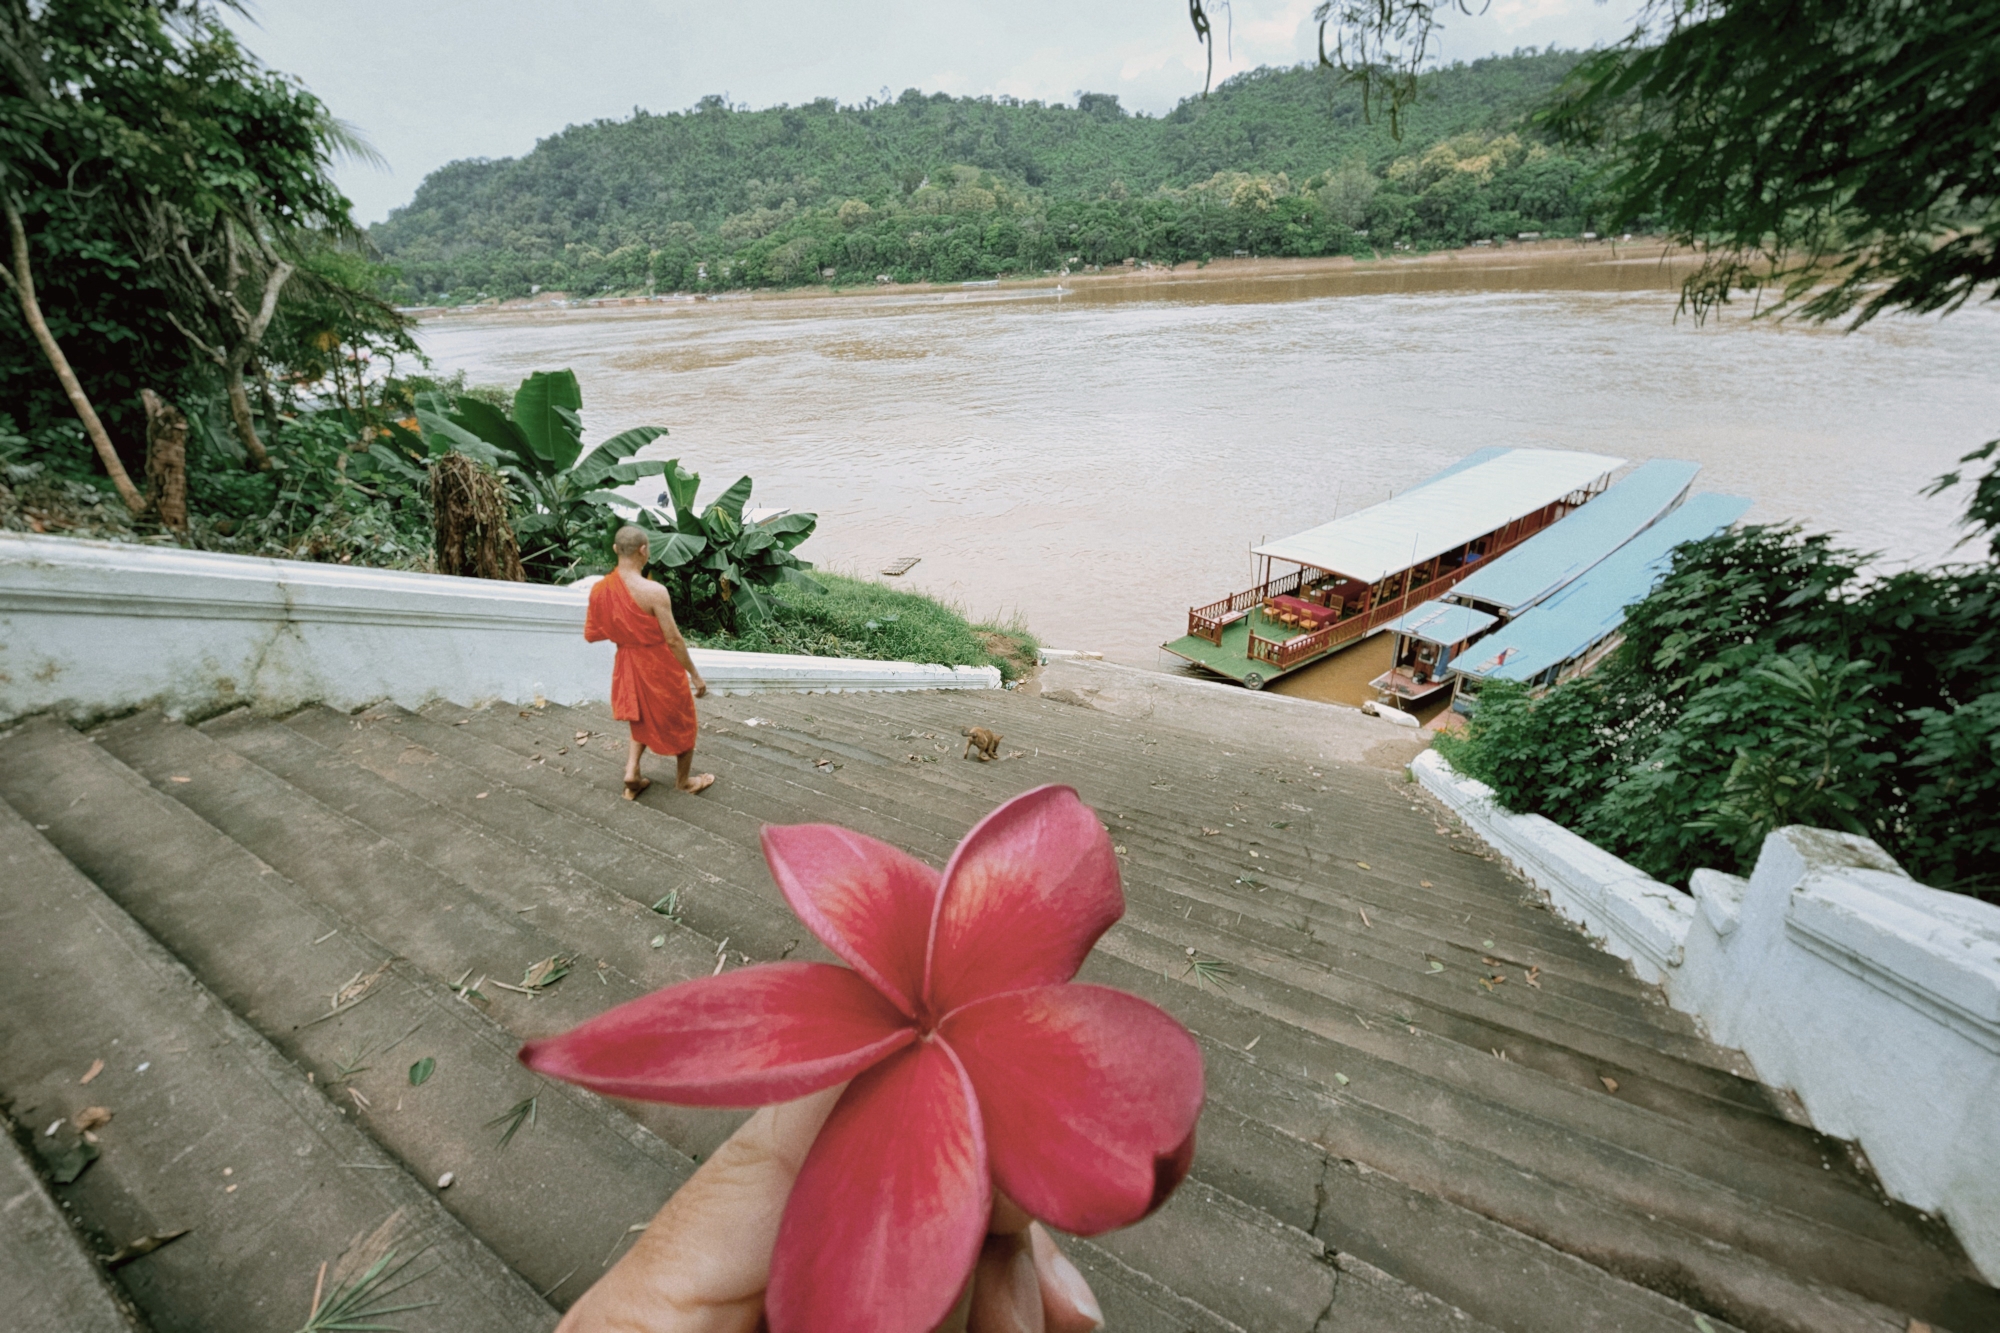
left=696, top=572, right=1039, bottom=682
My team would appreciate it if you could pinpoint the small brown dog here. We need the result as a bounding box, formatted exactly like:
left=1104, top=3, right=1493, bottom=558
left=961, top=726, right=1003, bottom=762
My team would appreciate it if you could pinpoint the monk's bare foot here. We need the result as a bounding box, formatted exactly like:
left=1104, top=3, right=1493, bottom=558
left=623, top=777, right=653, bottom=801
left=679, top=773, right=716, bottom=796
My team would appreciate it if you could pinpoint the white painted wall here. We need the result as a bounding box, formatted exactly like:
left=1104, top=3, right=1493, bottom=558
left=0, top=534, right=996, bottom=724
left=1411, top=748, right=1693, bottom=983
left=1413, top=748, right=2000, bottom=1283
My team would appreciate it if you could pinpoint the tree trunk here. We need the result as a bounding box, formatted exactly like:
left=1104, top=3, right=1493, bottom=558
left=223, top=362, right=271, bottom=470
left=429, top=451, right=524, bottom=580
left=140, top=389, right=188, bottom=533
left=3, top=198, right=146, bottom=514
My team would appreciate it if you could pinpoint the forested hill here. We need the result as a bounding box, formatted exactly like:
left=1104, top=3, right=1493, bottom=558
left=372, top=50, right=1605, bottom=302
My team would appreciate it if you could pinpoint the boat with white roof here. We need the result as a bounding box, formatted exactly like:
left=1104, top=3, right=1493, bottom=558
left=1163, top=447, right=1622, bottom=690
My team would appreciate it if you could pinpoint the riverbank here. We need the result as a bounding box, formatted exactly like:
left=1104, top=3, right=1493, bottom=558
left=409, top=238, right=1709, bottom=323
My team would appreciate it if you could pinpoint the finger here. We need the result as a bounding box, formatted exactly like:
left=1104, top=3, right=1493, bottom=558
left=1030, top=1225, right=1103, bottom=1333
left=557, top=1086, right=842, bottom=1333
left=966, top=1228, right=1040, bottom=1333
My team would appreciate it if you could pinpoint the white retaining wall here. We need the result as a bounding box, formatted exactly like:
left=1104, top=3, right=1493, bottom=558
left=1412, top=748, right=2000, bottom=1283
left=0, top=534, right=997, bottom=723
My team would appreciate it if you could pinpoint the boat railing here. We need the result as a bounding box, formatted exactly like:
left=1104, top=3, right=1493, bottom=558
left=1245, top=599, right=1408, bottom=670
left=1187, top=568, right=1308, bottom=644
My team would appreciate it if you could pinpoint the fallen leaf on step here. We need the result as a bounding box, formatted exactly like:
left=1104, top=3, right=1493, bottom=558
left=1483, top=939, right=1495, bottom=948
left=1525, top=966, right=1541, bottom=989
left=331, top=959, right=394, bottom=1011
left=474, top=792, right=488, bottom=799
left=169, top=775, right=191, bottom=783
left=575, top=731, right=589, bottom=741
left=1114, top=846, right=1128, bottom=856
left=1333, top=1072, right=1350, bottom=1086
left=74, top=1106, right=111, bottom=1132
left=1355, top=862, right=1370, bottom=870
left=1599, top=1076, right=1619, bottom=1094
left=1201, top=828, right=1221, bottom=836
left=101, top=1229, right=189, bottom=1269
left=1243, top=1036, right=1261, bottom=1051
left=1907, top=1321, right=1931, bottom=1333
left=521, top=955, right=575, bottom=991
left=454, top=719, right=469, bottom=726
left=1420, top=880, right=1433, bottom=887
left=408, top=1057, right=435, bottom=1087
left=1426, top=959, right=1445, bottom=973
left=80, top=1058, right=104, bottom=1085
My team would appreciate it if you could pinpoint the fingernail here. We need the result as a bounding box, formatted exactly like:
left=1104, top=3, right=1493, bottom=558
left=1047, top=1247, right=1102, bottom=1328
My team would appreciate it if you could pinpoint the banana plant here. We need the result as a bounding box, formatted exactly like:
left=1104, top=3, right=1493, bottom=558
left=644, top=457, right=819, bottom=628
left=415, top=369, right=669, bottom=579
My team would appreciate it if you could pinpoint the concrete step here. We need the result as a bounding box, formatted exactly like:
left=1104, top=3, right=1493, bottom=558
left=414, top=702, right=1976, bottom=1332
left=675, top=696, right=1860, bottom=1151
left=0, top=715, right=700, bottom=1306
left=658, top=700, right=1809, bottom=1114
left=0, top=1117, right=141, bottom=1333
left=168, top=708, right=1371, bottom=1331
left=492, top=701, right=1915, bottom=1255
left=0, top=786, right=555, bottom=1333
left=695, top=691, right=1698, bottom=992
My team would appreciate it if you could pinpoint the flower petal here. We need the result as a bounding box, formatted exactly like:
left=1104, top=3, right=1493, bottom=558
left=924, top=785, right=1123, bottom=1011
left=762, top=822, right=940, bottom=1015
left=767, top=1041, right=989, bottom=1333
left=943, top=984, right=1204, bottom=1236
left=518, top=962, right=911, bottom=1106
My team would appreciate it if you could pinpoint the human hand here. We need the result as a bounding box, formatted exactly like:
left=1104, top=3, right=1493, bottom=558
left=555, top=1086, right=1103, bottom=1332
left=691, top=677, right=709, bottom=699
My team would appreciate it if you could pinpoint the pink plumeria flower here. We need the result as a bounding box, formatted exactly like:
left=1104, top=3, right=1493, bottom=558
left=520, top=784, right=1205, bottom=1333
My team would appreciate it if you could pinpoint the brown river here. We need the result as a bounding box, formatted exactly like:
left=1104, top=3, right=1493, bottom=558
left=416, top=248, right=2000, bottom=671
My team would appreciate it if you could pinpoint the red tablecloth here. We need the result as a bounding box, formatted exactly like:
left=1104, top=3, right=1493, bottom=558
left=1271, top=594, right=1339, bottom=629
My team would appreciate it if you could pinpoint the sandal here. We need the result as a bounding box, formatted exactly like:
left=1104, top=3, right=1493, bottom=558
left=622, top=777, right=653, bottom=801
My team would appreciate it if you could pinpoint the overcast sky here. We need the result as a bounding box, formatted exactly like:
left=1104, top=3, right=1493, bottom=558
left=225, top=0, right=1640, bottom=225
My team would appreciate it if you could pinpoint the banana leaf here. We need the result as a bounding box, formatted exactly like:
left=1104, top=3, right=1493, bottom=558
left=702, top=505, right=742, bottom=544
left=660, top=459, right=702, bottom=530
left=416, top=406, right=502, bottom=470
left=648, top=530, right=708, bottom=567
left=513, top=370, right=585, bottom=469
left=731, top=578, right=778, bottom=623
left=572, top=426, right=669, bottom=488
left=448, top=397, right=533, bottom=463
left=709, top=474, right=753, bottom=521
left=759, top=512, right=818, bottom=550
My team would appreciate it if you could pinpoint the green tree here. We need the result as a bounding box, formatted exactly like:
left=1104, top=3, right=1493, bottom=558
left=0, top=0, right=405, bottom=489
left=1545, top=0, right=2000, bottom=328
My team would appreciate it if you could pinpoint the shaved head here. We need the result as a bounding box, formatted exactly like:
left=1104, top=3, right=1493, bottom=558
left=613, top=525, right=650, bottom=558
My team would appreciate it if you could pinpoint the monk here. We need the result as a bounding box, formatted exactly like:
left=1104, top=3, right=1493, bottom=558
left=585, top=525, right=714, bottom=799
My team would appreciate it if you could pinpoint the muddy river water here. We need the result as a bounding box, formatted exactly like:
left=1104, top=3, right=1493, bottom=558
left=416, top=249, right=2000, bottom=670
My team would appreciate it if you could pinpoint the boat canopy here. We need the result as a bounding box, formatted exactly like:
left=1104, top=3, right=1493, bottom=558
left=1383, top=600, right=1498, bottom=646
left=1252, top=448, right=1624, bottom=583
left=1454, top=492, right=1753, bottom=686
left=1447, top=458, right=1702, bottom=616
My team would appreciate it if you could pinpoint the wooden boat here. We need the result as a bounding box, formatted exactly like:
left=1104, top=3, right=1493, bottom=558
left=1367, top=458, right=1705, bottom=710
left=1369, top=602, right=1499, bottom=709
left=1449, top=491, right=1753, bottom=711
left=1163, top=448, right=1620, bottom=689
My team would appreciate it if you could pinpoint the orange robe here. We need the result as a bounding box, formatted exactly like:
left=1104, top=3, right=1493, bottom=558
left=585, top=572, right=699, bottom=757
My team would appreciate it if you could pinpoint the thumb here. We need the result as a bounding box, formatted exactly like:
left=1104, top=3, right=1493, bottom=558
left=556, top=1086, right=841, bottom=1333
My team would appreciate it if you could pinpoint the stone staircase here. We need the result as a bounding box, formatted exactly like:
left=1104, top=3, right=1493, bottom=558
left=3, top=683, right=1996, bottom=1333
